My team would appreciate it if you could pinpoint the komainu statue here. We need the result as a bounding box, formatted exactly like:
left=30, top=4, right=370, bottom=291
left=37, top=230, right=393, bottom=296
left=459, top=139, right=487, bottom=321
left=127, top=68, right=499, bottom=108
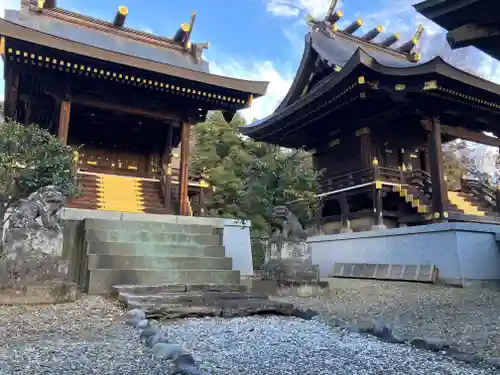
left=270, top=205, right=308, bottom=244
left=10, top=186, right=66, bottom=230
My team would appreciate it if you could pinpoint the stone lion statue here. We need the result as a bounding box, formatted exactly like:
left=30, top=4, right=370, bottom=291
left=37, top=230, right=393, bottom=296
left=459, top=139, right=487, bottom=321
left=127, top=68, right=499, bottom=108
left=10, top=186, right=66, bottom=230
left=270, top=205, right=308, bottom=244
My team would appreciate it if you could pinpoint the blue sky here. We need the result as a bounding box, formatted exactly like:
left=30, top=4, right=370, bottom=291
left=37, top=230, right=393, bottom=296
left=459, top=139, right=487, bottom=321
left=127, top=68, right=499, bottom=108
left=1, top=0, right=500, bottom=122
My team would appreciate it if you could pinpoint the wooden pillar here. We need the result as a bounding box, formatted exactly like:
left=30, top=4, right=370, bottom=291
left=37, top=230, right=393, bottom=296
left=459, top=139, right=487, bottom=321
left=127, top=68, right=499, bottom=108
left=23, top=99, right=31, bottom=125
left=5, top=68, right=19, bottom=121
left=199, top=187, right=206, bottom=217
left=339, top=193, right=352, bottom=232
left=426, top=116, right=447, bottom=219
left=58, top=99, right=71, bottom=145
left=161, top=125, right=174, bottom=212
left=178, top=121, right=191, bottom=216
left=372, top=157, right=384, bottom=227
left=315, top=197, right=324, bottom=234
left=494, top=184, right=500, bottom=215
left=357, top=127, right=372, bottom=168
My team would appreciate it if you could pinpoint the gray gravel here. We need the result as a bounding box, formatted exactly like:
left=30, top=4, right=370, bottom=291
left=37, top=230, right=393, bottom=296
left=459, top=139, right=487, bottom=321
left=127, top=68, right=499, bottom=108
left=271, top=278, right=500, bottom=359
left=0, top=295, right=498, bottom=374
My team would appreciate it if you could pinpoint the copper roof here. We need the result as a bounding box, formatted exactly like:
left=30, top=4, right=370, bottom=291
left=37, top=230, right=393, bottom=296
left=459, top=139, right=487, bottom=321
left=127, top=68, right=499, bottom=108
left=0, top=5, right=269, bottom=96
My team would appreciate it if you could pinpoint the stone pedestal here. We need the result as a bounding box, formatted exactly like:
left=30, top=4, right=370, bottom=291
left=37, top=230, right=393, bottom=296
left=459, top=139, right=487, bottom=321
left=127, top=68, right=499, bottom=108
left=0, top=227, right=78, bottom=304
left=261, top=239, right=319, bottom=285
left=265, top=239, right=312, bottom=263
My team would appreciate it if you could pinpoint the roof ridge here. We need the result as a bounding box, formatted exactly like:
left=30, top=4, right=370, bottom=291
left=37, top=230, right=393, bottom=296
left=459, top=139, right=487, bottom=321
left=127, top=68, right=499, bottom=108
left=33, top=7, right=186, bottom=51
left=307, top=3, right=423, bottom=63
left=327, top=28, right=411, bottom=61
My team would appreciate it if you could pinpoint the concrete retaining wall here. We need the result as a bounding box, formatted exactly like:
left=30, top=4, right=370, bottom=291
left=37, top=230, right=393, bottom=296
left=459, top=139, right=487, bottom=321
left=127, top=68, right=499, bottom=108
left=309, top=222, right=500, bottom=287
left=60, top=208, right=254, bottom=277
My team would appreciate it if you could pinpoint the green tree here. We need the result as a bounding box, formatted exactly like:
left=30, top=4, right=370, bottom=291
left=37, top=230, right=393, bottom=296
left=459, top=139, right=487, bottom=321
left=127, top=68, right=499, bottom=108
left=190, top=112, right=320, bottom=267
left=0, top=120, right=79, bottom=249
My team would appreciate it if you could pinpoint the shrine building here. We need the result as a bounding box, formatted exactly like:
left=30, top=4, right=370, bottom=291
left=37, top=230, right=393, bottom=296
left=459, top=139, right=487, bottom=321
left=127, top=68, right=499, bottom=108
left=0, top=0, right=268, bottom=216
left=241, top=1, right=500, bottom=232
left=414, top=0, right=500, bottom=61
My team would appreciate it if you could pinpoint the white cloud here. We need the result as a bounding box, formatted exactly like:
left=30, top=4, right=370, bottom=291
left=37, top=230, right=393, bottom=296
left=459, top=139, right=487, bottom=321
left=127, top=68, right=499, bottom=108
left=266, top=0, right=338, bottom=19
left=139, top=25, right=154, bottom=34
left=209, top=59, right=293, bottom=123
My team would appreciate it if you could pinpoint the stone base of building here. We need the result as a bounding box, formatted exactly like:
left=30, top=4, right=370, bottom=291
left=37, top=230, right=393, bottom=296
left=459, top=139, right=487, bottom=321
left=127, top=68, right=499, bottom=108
left=309, top=222, right=500, bottom=288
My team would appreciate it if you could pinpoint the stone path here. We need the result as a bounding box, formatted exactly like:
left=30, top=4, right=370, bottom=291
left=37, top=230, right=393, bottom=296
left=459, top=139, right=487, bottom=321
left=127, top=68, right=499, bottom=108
left=272, top=278, right=500, bottom=367
left=1, top=291, right=499, bottom=374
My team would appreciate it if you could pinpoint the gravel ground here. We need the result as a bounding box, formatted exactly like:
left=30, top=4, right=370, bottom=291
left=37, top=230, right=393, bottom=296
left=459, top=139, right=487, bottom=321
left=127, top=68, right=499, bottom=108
left=272, top=278, right=500, bottom=359
left=1, top=294, right=498, bottom=375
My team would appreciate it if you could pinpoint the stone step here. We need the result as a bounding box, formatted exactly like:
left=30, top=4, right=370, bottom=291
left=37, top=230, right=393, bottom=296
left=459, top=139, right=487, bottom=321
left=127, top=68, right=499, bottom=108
left=118, top=291, right=265, bottom=305
left=84, top=218, right=218, bottom=235
left=88, top=254, right=232, bottom=271
left=112, top=283, right=248, bottom=295
left=88, top=270, right=241, bottom=294
left=84, top=229, right=222, bottom=246
left=133, top=299, right=296, bottom=319
left=86, top=241, right=226, bottom=257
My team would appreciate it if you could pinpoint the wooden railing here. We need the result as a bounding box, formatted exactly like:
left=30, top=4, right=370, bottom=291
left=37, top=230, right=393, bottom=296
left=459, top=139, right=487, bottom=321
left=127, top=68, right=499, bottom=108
left=462, top=177, right=498, bottom=210
left=159, top=164, right=210, bottom=216
left=319, top=168, right=373, bottom=193
left=319, top=165, right=435, bottom=196
left=406, top=169, right=432, bottom=198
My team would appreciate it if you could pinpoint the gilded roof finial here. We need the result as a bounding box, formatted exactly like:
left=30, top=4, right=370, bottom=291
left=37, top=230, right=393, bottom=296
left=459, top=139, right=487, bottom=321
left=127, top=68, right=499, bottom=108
left=397, top=24, right=424, bottom=54
left=343, top=19, right=363, bottom=35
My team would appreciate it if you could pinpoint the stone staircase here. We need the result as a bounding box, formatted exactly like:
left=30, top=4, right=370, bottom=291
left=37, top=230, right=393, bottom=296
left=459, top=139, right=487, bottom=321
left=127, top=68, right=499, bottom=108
left=66, top=172, right=169, bottom=214
left=83, top=218, right=239, bottom=294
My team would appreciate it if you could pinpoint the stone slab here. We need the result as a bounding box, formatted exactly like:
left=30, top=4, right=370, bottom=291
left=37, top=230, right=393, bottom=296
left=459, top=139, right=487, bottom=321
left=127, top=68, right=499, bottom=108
left=112, top=283, right=247, bottom=295
left=0, top=281, right=79, bottom=304
left=87, top=254, right=232, bottom=271
left=138, top=299, right=296, bottom=320
left=331, top=263, right=438, bottom=283
left=89, top=270, right=241, bottom=294
left=261, top=259, right=320, bottom=283
left=120, top=291, right=265, bottom=305
left=83, top=218, right=218, bottom=235
left=85, top=229, right=222, bottom=246
left=61, top=208, right=226, bottom=228
left=86, top=241, right=226, bottom=257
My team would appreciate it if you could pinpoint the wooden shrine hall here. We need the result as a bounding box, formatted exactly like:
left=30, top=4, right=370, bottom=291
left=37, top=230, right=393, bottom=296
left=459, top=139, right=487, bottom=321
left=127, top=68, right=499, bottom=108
left=0, top=0, right=268, bottom=216
left=414, top=0, right=500, bottom=61
left=241, top=0, right=500, bottom=232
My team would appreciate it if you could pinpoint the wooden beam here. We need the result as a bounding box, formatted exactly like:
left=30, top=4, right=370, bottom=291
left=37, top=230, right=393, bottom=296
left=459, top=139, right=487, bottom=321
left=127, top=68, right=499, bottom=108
left=71, top=95, right=181, bottom=122
left=421, top=119, right=500, bottom=147
left=426, top=117, right=447, bottom=217
left=447, top=23, right=500, bottom=49
left=58, top=100, right=71, bottom=145
left=178, top=121, right=191, bottom=216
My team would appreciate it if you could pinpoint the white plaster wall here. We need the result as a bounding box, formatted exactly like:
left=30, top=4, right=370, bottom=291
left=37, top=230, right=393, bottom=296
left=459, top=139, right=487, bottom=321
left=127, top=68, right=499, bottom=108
left=222, top=219, right=253, bottom=276
left=308, top=223, right=500, bottom=285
